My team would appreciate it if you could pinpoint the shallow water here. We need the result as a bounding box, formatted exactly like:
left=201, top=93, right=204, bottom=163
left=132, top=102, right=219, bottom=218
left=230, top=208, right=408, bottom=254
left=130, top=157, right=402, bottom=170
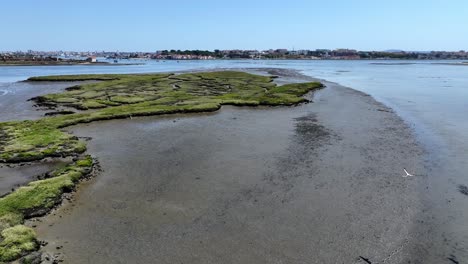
left=0, top=81, right=95, bottom=122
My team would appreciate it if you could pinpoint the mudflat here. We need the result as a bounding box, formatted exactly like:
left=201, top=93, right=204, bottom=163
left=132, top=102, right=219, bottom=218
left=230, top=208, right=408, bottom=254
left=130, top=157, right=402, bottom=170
left=33, top=71, right=428, bottom=263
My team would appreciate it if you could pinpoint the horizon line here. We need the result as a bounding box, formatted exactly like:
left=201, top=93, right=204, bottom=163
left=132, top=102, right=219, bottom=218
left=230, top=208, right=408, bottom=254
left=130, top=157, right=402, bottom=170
left=2, top=48, right=467, bottom=53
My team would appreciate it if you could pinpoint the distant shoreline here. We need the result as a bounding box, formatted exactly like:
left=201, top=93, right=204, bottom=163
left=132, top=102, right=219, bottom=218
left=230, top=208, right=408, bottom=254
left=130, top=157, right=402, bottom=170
left=1, top=58, right=467, bottom=66
left=0, top=61, right=141, bottom=66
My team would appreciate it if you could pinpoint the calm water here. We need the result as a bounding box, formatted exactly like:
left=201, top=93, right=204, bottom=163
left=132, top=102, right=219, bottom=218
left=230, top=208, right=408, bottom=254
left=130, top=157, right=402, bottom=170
left=1, top=59, right=468, bottom=259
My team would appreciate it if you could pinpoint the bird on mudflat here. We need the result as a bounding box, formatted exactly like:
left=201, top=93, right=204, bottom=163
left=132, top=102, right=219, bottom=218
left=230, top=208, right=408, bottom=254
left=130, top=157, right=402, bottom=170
left=402, top=168, right=414, bottom=177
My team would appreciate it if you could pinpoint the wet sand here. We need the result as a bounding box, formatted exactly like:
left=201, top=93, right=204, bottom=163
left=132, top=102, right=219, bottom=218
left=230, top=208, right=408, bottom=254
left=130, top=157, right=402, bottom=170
left=33, top=72, right=429, bottom=263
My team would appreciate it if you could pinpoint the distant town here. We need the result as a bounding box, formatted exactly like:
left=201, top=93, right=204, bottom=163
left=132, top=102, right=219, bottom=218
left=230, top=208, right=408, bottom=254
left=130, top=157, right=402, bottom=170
left=1, top=49, right=468, bottom=64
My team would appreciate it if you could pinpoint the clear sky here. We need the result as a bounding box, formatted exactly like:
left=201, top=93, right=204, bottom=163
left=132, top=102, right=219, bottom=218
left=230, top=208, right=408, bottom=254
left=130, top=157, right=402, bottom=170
left=1, top=0, right=467, bottom=52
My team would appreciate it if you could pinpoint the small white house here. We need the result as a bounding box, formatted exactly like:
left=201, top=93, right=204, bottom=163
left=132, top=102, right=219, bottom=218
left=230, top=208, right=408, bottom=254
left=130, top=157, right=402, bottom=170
left=86, top=56, right=97, bottom=63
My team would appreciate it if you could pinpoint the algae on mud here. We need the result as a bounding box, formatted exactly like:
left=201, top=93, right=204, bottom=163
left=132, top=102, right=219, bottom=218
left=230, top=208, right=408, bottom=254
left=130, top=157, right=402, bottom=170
left=0, top=155, right=93, bottom=262
left=0, top=71, right=323, bottom=163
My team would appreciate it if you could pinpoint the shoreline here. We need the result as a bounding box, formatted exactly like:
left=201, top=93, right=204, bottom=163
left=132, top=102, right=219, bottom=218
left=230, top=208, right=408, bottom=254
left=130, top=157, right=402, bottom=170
left=0, top=62, right=142, bottom=67
left=30, top=69, right=429, bottom=263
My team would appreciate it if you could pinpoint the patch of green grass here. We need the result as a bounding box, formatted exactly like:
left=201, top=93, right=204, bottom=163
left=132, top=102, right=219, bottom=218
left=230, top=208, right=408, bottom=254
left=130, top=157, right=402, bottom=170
left=0, top=225, right=37, bottom=262
left=0, top=156, right=93, bottom=261
left=110, top=95, right=148, bottom=104
left=0, top=155, right=92, bottom=219
left=81, top=100, right=107, bottom=109
left=76, top=155, right=93, bottom=167
left=0, top=120, right=86, bottom=163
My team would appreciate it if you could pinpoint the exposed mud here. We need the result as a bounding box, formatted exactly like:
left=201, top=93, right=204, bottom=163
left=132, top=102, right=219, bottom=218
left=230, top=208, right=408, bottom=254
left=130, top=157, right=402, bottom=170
left=33, top=71, right=428, bottom=263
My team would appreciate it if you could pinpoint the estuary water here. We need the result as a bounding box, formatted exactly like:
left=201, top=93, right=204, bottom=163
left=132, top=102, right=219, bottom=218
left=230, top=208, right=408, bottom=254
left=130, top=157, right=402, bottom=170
left=1, top=60, right=466, bottom=169
left=1, top=59, right=468, bottom=261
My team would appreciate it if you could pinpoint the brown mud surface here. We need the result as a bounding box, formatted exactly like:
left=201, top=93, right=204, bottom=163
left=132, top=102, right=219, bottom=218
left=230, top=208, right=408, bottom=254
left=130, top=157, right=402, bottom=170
left=34, top=70, right=429, bottom=263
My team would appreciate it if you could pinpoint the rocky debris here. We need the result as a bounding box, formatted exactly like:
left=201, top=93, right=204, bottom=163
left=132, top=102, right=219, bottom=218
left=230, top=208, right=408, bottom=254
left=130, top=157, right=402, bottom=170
left=17, top=250, right=63, bottom=264
left=41, top=252, right=54, bottom=264
left=19, top=251, right=42, bottom=264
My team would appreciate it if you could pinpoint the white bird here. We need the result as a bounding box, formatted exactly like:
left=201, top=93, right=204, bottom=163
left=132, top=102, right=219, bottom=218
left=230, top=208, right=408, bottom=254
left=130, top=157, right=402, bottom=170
left=402, top=168, right=414, bottom=177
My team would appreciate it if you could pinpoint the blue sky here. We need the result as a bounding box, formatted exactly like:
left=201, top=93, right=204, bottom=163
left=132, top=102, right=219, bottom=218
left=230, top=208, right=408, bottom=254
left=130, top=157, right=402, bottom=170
left=1, top=0, right=467, bottom=51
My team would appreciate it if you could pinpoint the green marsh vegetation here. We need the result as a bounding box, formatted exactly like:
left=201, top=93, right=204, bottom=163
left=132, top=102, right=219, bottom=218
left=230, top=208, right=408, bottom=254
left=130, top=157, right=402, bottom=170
left=1, top=71, right=323, bottom=163
left=0, top=156, right=93, bottom=262
left=0, top=71, right=322, bottom=260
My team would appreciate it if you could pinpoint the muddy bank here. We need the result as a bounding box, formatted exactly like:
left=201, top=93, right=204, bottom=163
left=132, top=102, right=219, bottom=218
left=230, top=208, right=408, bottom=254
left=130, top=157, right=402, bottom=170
left=34, top=71, right=429, bottom=263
